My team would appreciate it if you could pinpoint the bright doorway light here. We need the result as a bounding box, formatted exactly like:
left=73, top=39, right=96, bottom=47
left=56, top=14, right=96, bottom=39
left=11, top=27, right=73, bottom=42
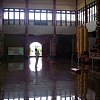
left=29, top=57, right=42, bottom=71
left=30, top=42, right=42, bottom=56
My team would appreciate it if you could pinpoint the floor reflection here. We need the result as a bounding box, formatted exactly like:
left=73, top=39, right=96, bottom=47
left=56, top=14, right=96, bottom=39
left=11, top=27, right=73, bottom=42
left=29, top=57, right=42, bottom=71
left=0, top=57, right=81, bottom=100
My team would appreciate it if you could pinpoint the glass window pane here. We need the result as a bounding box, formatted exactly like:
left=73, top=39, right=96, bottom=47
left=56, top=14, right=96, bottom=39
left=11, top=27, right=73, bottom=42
left=35, top=13, right=40, bottom=20
left=90, top=7, right=92, bottom=16
left=41, top=13, right=46, bottom=20
left=57, top=96, right=60, bottom=100
left=92, top=6, right=95, bottom=14
left=20, top=12, right=24, bottom=19
left=29, top=13, right=34, bottom=20
left=29, top=9, right=34, bottom=12
left=48, top=10, right=52, bottom=13
left=15, top=9, right=19, bottom=11
left=29, top=98, right=34, bottom=100
left=57, top=11, right=60, bottom=13
left=48, top=96, right=52, bottom=100
left=48, top=13, right=52, bottom=20
left=15, top=12, right=19, bottom=19
left=20, top=9, right=24, bottom=11
left=35, top=10, right=40, bottom=12
left=84, top=11, right=85, bottom=21
left=9, top=12, right=14, bottom=19
left=14, top=99, right=18, bottom=100
left=41, top=97, right=46, bottom=100
left=56, top=13, right=60, bottom=20
left=67, top=14, right=70, bottom=21
left=80, top=12, right=81, bottom=21
left=87, top=9, right=89, bottom=22
left=62, top=11, right=65, bottom=13
left=95, top=5, right=96, bottom=14
left=4, top=12, right=8, bottom=19
left=42, top=10, right=46, bottom=12
left=35, top=97, right=40, bottom=100
left=62, top=14, right=65, bottom=20
left=20, top=98, right=24, bottom=100
left=9, top=9, right=13, bottom=11
left=67, top=11, right=70, bottom=13
left=78, top=13, right=79, bottom=21
left=71, top=14, right=75, bottom=21
left=4, top=9, right=8, bottom=11
left=81, top=12, right=83, bottom=21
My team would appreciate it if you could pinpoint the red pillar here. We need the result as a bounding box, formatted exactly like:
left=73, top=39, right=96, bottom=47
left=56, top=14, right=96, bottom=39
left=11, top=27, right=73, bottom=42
left=53, top=0, right=56, bottom=37
left=51, top=0, right=56, bottom=57
left=84, top=0, right=87, bottom=26
left=24, top=0, right=29, bottom=58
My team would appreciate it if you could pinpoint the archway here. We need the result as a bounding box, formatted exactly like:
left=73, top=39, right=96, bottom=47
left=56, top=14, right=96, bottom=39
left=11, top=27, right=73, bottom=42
left=29, top=42, right=42, bottom=57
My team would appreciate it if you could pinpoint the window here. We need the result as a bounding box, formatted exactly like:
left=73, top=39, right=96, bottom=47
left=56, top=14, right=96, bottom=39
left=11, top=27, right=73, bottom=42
left=56, top=13, right=60, bottom=20
left=47, top=12, right=52, bottom=20
left=62, top=14, right=65, bottom=20
left=67, top=13, right=70, bottom=21
left=41, top=10, right=46, bottom=20
left=9, top=9, right=14, bottom=19
left=3, top=8, right=79, bottom=26
left=71, top=13, right=75, bottom=21
left=4, top=9, right=8, bottom=19
left=4, top=12, right=8, bottom=19
left=35, top=10, right=40, bottom=20
left=20, top=9, right=25, bottom=19
left=29, top=10, right=34, bottom=20
left=15, top=9, right=19, bottom=20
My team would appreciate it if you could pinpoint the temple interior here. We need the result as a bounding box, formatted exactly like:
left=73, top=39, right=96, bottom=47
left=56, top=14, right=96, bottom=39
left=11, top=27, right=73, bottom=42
left=0, top=0, right=100, bottom=100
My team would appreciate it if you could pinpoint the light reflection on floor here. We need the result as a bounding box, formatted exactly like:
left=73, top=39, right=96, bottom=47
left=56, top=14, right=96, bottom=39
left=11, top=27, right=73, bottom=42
left=4, top=95, right=80, bottom=100
left=8, top=63, right=24, bottom=71
left=29, top=57, right=42, bottom=71
left=2, top=57, right=82, bottom=100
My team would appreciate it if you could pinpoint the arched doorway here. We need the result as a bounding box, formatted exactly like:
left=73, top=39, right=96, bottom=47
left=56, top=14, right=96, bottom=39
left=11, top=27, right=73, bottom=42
left=29, top=42, right=42, bottom=57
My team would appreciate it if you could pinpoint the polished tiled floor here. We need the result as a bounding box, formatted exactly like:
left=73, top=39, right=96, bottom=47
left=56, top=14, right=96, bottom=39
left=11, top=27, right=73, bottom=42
left=0, top=57, right=98, bottom=100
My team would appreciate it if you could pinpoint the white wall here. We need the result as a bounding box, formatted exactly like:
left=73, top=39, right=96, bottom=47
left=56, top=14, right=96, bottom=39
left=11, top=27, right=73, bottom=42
left=3, top=0, right=76, bottom=10
left=3, top=25, right=76, bottom=35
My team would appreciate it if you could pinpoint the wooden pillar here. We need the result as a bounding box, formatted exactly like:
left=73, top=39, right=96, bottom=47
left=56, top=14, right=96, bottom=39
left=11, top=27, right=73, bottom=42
left=84, top=26, right=88, bottom=52
left=53, top=0, right=56, bottom=37
left=0, top=0, right=3, bottom=58
left=50, top=0, right=56, bottom=57
left=77, top=69, right=88, bottom=99
left=84, top=0, right=87, bottom=26
left=83, top=0, right=88, bottom=52
left=24, top=0, right=29, bottom=58
left=95, top=0, right=100, bottom=51
left=80, top=26, right=84, bottom=55
left=77, top=26, right=80, bottom=56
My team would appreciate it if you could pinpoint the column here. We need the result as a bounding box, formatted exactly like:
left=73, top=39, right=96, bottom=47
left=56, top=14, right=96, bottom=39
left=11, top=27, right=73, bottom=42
left=95, top=0, right=100, bottom=51
left=50, top=0, right=56, bottom=58
left=24, top=0, right=29, bottom=58
left=0, top=0, right=3, bottom=58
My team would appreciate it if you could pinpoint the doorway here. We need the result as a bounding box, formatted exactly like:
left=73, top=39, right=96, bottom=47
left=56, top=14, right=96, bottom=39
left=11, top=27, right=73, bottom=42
left=29, top=42, right=42, bottom=57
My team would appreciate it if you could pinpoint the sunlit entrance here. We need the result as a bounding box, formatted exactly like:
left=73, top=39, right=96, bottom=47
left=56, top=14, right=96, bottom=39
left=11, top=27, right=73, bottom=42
left=29, top=42, right=42, bottom=57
